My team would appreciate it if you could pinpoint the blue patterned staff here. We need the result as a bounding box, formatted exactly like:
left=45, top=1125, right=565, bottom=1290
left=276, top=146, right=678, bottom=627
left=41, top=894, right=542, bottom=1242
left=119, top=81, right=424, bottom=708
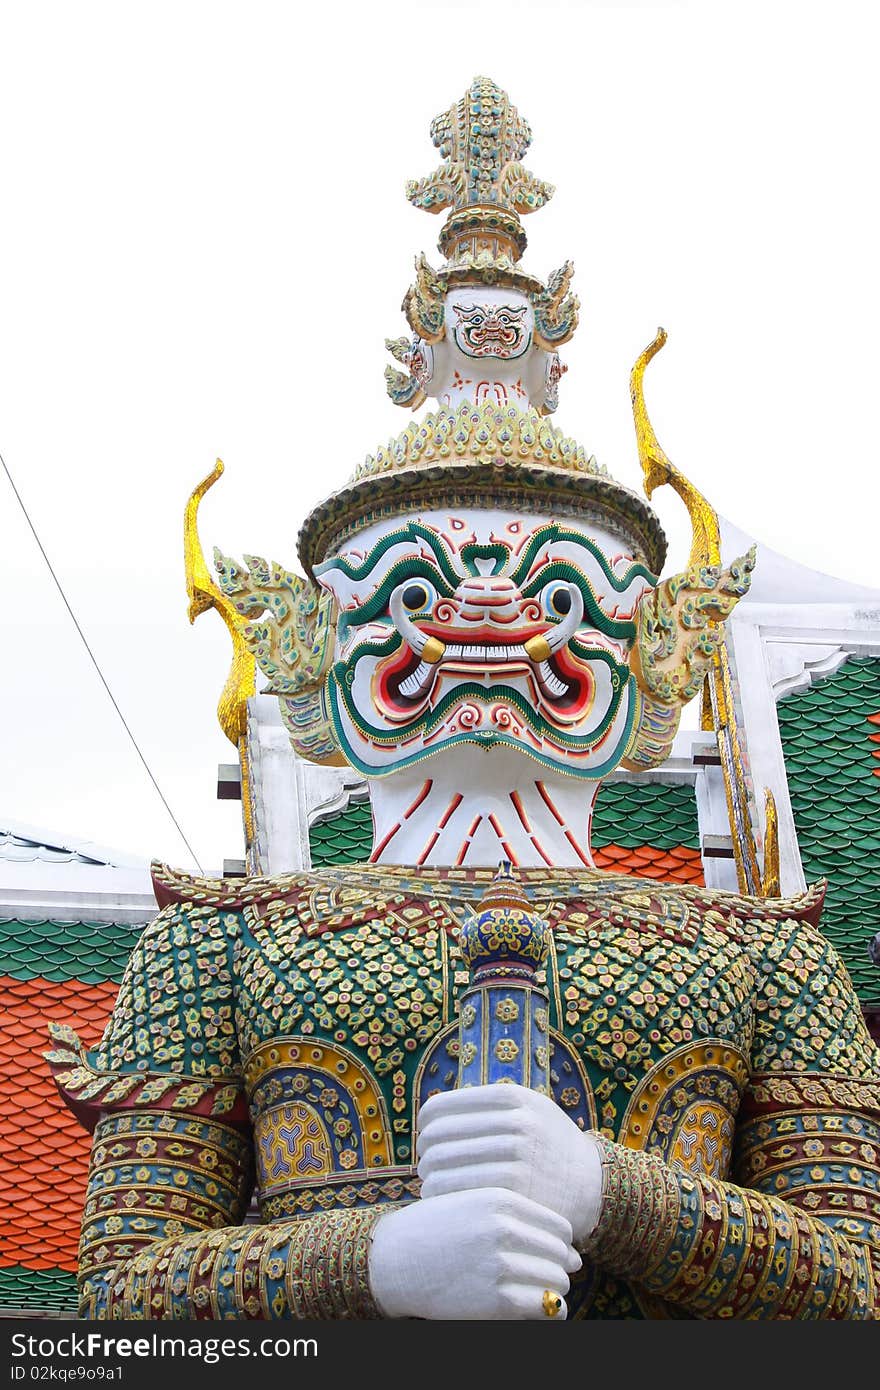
left=458, top=862, right=552, bottom=1093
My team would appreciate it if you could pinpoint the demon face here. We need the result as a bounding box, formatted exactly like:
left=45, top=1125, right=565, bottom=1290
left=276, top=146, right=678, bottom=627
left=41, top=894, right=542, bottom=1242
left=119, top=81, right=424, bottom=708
left=449, top=293, right=532, bottom=361
left=315, top=508, right=657, bottom=778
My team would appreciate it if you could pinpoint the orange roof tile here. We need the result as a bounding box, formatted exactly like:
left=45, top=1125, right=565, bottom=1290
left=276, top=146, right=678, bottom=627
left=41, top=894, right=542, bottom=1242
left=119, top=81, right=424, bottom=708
left=593, top=843, right=704, bottom=885
left=0, top=975, right=118, bottom=1272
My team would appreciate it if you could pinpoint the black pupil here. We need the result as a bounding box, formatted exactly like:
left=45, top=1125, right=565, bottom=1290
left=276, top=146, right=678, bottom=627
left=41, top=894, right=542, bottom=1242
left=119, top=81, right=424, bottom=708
left=403, top=584, right=429, bottom=611
left=552, top=588, right=572, bottom=615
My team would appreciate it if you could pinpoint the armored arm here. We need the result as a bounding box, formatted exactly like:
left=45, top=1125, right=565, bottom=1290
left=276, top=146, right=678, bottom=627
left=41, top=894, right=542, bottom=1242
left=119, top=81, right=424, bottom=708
left=67, top=1088, right=380, bottom=1320
left=50, top=902, right=382, bottom=1320
left=580, top=923, right=880, bottom=1318
left=582, top=1123, right=876, bottom=1318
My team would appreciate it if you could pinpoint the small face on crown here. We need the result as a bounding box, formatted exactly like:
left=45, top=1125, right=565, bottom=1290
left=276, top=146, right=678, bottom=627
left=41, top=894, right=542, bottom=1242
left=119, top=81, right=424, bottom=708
left=405, top=286, right=551, bottom=412
left=315, top=507, right=657, bottom=779
left=447, top=288, right=533, bottom=362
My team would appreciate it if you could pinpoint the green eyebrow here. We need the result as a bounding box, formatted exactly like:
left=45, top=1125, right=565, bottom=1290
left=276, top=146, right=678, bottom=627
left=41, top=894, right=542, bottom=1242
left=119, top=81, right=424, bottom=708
left=509, top=524, right=657, bottom=592
left=316, top=522, right=461, bottom=590
left=521, top=563, right=637, bottom=643
left=344, top=558, right=455, bottom=628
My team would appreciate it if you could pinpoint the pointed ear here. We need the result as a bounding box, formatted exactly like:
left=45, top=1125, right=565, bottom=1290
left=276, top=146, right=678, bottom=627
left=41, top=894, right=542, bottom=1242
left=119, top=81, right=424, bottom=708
left=403, top=253, right=446, bottom=344
left=214, top=551, right=337, bottom=695
left=531, top=262, right=579, bottom=349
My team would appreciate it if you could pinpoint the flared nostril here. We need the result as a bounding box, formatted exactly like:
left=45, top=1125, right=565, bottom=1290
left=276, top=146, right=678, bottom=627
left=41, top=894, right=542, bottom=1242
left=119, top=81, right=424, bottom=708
left=454, top=578, right=521, bottom=617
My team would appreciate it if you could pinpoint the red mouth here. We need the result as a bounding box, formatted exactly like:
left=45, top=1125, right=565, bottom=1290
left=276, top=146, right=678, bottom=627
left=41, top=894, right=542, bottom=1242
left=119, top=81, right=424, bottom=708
left=466, top=334, right=517, bottom=354
left=374, top=634, right=594, bottom=726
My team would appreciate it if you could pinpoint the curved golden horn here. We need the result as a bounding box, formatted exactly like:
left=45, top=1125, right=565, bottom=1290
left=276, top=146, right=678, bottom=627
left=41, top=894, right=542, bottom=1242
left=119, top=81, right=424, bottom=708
left=630, top=333, right=767, bottom=897
left=630, top=329, right=720, bottom=569
left=185, top=459, right=224, bottom=621
left=184, top=461, right=256, bottom=747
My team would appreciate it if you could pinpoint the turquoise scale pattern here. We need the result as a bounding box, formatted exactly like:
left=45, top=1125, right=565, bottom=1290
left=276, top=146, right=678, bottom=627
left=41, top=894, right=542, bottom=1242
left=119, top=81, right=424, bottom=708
left=0, top=917, right=142, bottom=983
left=0, top=1266, right=77, bottom=1312
left=777, top=655, right=880, bottom=1006
left=592, top=782, right=701, bottom=849
left=310, top=802, right=373, bottom=865
left=308, top=781, right=702, bottom=866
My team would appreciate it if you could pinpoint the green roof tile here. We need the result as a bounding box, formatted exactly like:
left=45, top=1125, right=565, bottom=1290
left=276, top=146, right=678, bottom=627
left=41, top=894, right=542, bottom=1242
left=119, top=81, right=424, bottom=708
left=0, top=1265, right=77, bottom=1313
left=308, top=782, right=701, bottom=865
left=0, top=918, right=141, bottom=983
left=592, top=782, right=700, bottom=849
left=309, top=801, right=374, bottom=866
left=778, top=655, right=880, bottom=1006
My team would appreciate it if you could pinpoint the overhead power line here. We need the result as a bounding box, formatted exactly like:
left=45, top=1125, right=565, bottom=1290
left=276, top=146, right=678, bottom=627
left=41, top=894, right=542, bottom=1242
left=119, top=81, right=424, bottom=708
left=1, top=447, right=204, bottom=874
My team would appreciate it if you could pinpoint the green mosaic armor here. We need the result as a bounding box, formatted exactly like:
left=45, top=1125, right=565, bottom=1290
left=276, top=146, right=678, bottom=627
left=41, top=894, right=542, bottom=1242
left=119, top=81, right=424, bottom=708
left=50, top=866, right=880, bottom=1319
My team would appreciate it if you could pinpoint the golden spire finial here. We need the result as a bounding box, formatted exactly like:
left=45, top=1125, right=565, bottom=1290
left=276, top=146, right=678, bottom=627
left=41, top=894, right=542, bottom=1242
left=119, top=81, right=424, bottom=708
left=403, top=77, right=564, bottom=298
left=406, top=76, right=554, bottom=225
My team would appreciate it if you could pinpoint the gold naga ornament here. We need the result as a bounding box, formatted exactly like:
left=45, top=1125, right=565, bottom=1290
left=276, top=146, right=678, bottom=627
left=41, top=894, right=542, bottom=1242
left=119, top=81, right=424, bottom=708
left=183, top=76, right=775, bottom=891
left=630, top=328, right=779, bottom=896
left=184, top=460, right=342, bottom=780
left=183, top=460, right=259, bottom=853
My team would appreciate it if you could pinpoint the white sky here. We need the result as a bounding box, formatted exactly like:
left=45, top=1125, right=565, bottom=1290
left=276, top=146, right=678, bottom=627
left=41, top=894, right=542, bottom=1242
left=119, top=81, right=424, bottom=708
left=1, top=0, right=878, bottom=875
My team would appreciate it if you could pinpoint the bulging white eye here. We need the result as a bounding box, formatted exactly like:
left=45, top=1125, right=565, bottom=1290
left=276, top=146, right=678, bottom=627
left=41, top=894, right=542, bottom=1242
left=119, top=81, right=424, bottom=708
left=397, top=580, right=436, bottom=615
left=541, top=580, right=576, bottom=619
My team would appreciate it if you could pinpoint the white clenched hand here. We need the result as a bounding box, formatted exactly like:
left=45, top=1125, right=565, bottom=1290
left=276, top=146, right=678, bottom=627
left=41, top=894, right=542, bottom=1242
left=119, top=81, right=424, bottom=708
left=416, top=1084, right=604, bottom=1246
left=368, top=1187, right=580, bottom=1320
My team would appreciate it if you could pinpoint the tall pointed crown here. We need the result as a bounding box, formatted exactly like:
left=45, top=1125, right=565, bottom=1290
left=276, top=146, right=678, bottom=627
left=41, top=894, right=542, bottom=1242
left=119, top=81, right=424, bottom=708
left=298, top=78, right=666, bottom=578
left=398, top=75, right=579, bottom=351
left=406, top=75, right=554, bottom=288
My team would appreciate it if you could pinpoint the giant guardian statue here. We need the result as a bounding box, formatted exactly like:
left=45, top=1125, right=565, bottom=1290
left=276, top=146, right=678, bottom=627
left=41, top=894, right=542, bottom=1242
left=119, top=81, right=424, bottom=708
left=49, top=78, right=880, bottom=1320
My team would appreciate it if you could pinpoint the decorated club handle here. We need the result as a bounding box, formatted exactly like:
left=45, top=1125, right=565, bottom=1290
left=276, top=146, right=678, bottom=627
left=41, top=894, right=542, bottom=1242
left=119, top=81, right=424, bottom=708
left=457, top=863, right=552, bottom=1094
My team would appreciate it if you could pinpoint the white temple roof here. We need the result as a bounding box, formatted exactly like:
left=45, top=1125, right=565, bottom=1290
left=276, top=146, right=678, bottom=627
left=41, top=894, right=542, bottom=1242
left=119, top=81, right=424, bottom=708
left=0, top=817, right=157, bottom=924
left=721, top=518, right=880, bottom=606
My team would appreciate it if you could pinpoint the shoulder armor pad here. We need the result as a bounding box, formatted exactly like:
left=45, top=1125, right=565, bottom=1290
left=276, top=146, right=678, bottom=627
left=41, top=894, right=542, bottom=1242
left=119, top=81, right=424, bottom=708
left=45, top=1023, right=248, bottom=1134
left=151, top=861, right=317, bottom=911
